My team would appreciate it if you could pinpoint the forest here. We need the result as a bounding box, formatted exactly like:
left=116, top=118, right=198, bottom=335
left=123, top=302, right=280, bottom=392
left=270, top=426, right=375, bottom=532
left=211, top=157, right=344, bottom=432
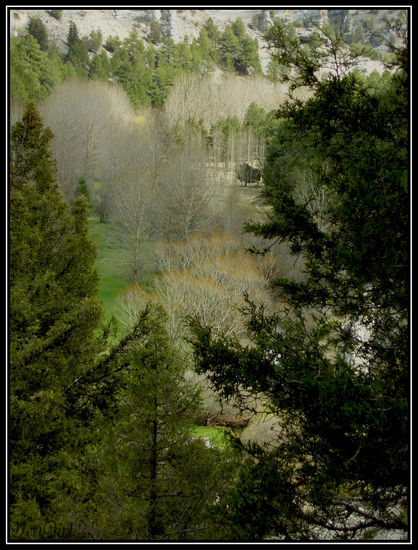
left=9, top=10, right=409, bottom=541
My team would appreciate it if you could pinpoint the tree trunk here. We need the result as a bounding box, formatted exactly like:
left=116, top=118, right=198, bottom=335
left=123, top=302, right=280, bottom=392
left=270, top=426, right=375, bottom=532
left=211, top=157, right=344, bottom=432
left=148, top=395, right=159, bottom=538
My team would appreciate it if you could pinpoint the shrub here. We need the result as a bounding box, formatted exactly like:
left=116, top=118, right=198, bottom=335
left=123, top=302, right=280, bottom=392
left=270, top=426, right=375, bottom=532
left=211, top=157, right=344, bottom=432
left=104, top=35, right=122, bottom=53
left=47, top=10, right=62, bottom=20
left=84, top=29, right=102, bottom=52
left=236, top=162, right=261, bottom=185
left=74, top=177, right=90, bottom=203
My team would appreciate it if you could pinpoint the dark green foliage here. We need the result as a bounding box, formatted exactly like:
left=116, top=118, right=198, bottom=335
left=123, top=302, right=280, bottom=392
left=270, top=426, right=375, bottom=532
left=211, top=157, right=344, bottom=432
left=74, top=177, right=90, bottom=203
left=104, top=34, right=122, bottom=53
left=88, top=50, right=110, bottom=80
left=9, top=105, right=234, bottom=536
left=67, top=21, right=79, bottom=48
left=65, top=21, right=89, bottom=76
left=210, top=448, right=310, bottom=540
left=190, top=19, right=409, bottom=540
left=84, top=29, right=102, bottom=52
left=10, top=102, right=56, bottom=191
left=243, top=102, right=268, bottom=135
left=11, top=15, right=262, bottom=109
left=72, top=305, right=234, bottom=540
left=149, top=63, right=177, bottom=107
left=9, top=103, right=106, bottom=538
left=27, top=16, right=49, bottom=51
left=203, top=17, right=220, bottom=43
left=67, top=39, right=89, bottom=76
left=236, top=163, right=261, bottom=185
left=148, top=20, right=163, bottom=45
left=218, top=20, right=262, bottom=75
left=263, top=20, right=362, bottom=90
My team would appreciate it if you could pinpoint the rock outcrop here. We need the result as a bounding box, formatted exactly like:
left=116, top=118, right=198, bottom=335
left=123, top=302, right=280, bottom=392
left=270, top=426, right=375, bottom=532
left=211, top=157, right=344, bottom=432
left=9, top=8, right=403, bottom=75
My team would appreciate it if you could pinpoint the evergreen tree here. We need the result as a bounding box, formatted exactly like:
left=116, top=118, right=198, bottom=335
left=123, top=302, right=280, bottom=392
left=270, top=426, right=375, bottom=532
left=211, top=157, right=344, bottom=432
left=241, top=36, right=262, bottom=74
left=175, top=41, right=193, bottom=71
left=84, top=29, right=102, bottom=52
left=10, top=35, right=65, bottom=104
left=89, top=51, right=110, bottom=81
left=149, top=63, right=176, bottom=107
left=27, top=16, right=49, bottom=51
left=196, top=28, right=218, bottom=70
left=219, top=27, right=241, bottom=73
left=219, top=23, right=261, bottom=75
left=190, top=18, right=409, bottom=540
left=115, top=57, right=153, bottom=108
left=203, top=17, right=220, bottom=45
left=67, top=39, right=89, bottom=77
left=74, top=176, right=90, bottom=203
left=85, top=305, right=232, bottom=540
left=230, top=18, right=246, bottom=41
left=109, top=51, right=122, bottom=75
left=149, top=20, right=163, bottom=45
left=48, top=9, right=62, bottom=20
left=158, top=37, right=177, bottom=65
left=66, top=21, right=89, bottom=76
left=123, top=29, right=146, bottom=64
left=104, top=34, right=122, bottom=54
left=243, top=102, right=267, bottom=136
left=9, top=103, right=105, bottom=538
left=67, top=21, right=79, bottom=48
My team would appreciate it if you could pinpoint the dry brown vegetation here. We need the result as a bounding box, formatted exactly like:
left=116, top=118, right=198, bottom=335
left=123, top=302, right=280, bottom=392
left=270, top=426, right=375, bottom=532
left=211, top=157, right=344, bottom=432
left=117, top=232, right=279, bottom=340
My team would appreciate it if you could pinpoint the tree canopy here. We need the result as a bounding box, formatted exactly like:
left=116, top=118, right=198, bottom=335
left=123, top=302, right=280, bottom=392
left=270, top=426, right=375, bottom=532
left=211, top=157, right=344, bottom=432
left=9, top=103, right=106, bottom=538
left=189, top=18, right=409, bottom=540
left=10, top=15, right=262, bottom=109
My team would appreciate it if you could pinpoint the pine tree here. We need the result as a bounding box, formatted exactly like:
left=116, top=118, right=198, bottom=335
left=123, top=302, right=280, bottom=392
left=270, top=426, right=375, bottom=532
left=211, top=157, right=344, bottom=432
left=10, top=35, right=65, bottom=104
left=149, top=20, right=163, bottom=45
left=87, top=305, right=232, bottom=540
left=67, top=21, right=79, bottom=48
left=190, top=18, right=409, bottom=540
left=66, top=21, right=89, bottom=76
left=27, top=16, right=49, bottom=51
left=9, top=103, right=105, bottom=539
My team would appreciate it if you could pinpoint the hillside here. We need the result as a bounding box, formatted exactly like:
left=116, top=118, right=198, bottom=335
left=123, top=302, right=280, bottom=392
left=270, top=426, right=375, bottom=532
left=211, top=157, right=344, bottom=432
left=10, top=7, right=401, bottom=75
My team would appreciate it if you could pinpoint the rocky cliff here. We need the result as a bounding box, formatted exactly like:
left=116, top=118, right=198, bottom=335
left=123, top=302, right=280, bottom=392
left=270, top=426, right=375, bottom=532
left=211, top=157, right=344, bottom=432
left=10, top=8, right=403, bottom=74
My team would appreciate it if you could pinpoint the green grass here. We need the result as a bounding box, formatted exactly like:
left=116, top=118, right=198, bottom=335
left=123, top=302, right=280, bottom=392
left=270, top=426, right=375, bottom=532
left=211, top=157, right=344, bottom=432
left=88, top=215, right=131, bottom=321
left=88, top=213, right=159, bottom=331
left=191, top=425, right=230, bottom=450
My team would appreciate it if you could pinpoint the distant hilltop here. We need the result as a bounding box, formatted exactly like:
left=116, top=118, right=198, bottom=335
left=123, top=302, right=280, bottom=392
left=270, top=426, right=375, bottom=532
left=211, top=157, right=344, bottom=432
left=9, top=9, right=329, bottom=48
left=10, top=8, right=404, bottom=74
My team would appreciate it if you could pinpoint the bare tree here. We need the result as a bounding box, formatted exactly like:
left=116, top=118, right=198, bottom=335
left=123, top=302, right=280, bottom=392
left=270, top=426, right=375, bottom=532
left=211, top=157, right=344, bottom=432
left=150, top=136, right=215, bottom=240
left=153, top=233, right=276, bottom=341
left=40, top=79, right=133, bottom=201
left=164, top=72, right=289, bottom=129
left=95, top=109, right=174, bottom=280
left=109, top=176, right=152, bottom=283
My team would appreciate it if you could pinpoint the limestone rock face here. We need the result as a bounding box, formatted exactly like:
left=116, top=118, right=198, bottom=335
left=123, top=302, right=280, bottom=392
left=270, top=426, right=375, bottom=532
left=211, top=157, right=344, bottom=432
left=257, top=10, right=273, bottom=32
left=9, top=8, right=403, bottom=73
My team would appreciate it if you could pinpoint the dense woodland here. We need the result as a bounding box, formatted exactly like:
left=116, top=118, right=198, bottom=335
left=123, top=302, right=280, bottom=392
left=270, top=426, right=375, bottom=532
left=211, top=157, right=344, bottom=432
left=9, top=10, right=409, bottom=541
